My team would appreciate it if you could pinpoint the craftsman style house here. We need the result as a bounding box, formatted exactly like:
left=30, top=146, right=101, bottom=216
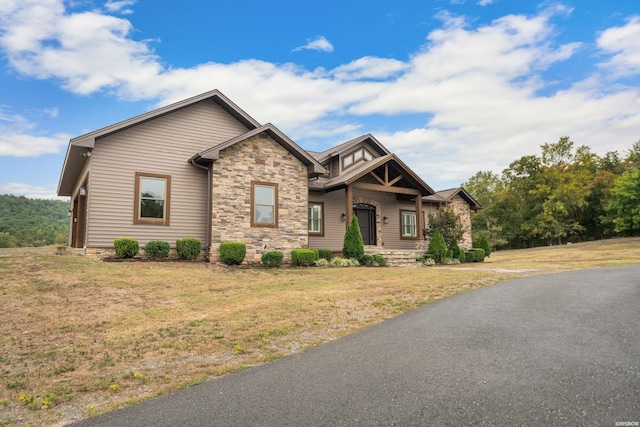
left=58, top=90, right=480, bottom=262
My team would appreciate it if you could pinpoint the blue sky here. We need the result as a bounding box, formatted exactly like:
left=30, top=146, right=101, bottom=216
left=1, top=0, right=639, bottom=199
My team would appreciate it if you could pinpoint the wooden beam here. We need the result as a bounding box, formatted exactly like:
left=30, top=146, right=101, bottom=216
left=352, top=182, right=421, bottom=196
left=415, top=194, right=423, bottom=240
left=388, top=175, right=403, bottom=186
left=345, top=185, right=353, bottom=228
left=370, top=171, right=385, bottom=186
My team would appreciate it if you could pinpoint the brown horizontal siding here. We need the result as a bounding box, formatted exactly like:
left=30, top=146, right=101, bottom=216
left=86, top=100, right=250, bottom=248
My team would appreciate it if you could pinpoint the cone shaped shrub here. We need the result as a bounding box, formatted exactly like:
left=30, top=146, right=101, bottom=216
left=342, top=215, right=364, bottom=261
left=427, top=229, right=447, bottom=264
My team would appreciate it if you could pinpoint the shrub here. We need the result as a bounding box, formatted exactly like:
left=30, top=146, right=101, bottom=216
left=176, top=238, right=202, bottom=260
left=361, top=254, right=374, bottom=266
left=426, top=229, right=447, bottom=263
left=458, top=249, right=466, bottom=263
left=218, top=241, right=246, bottom=265
left=465, top=250, right=476, bottom=262
left=291, top=249, right=318, bottom=266
left=416, top=256, right=435, bottom=266
left=261, top=251, right=283, bottom=268
left=449, top=240, right=462, bottom=259
left=342, top=215, right=365, bottom=261
left=114, top=238, right=139, bottom=259
left=315, top=258, right=330, bottom=267
left=471, top=248, right=486, bottom=262
left=478, top=235, right=492, bottom=257
left=372, top=254, right=387, bottom=266
left=316, top=248, right=332, bottom=261
left=330, top=257, right=359, bottom=267
left=144, top=240, right=170, bottom=260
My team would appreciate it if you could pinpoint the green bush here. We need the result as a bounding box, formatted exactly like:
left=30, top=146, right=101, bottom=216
left=176, top=238, right=202, bottom=260
left=449, top=240, right=462, bottom=259
left=458, top=249, right=466, bottom=262
left=114, top=238, right=139, bottom=258
left=330, top=257, right=359, bottom=267
left=471, top=248, right=486, bottom=262
left=291, top=249, right=318, bottom=266
left=316, top=248, right=332, bottom=261
left=261, top=251, right=283, bottom=268
left=342, top=215, right=365, bottom=261
left=315, top=258, right=330, bottom=267
left=372, top=254, right=387, bottom=266
left=465, top=250, right=476, bottom=262
left=426, top=229, right=447, bottom=263
left=478, top=235, right=492, bottom=257
left=144, top=240, right=170, bottom=260
left=218, top=241, right=246, bottom=265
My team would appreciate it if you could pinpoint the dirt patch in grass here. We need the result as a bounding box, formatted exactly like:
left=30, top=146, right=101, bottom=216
left=1, top=238, right=639, bottom=426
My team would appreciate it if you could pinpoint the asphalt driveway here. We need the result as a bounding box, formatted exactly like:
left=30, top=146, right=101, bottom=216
left=73, top=265, right=640, bottom=426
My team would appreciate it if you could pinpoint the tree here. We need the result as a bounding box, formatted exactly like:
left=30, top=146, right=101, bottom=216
left=424, top=207, right=463, bottom=247
left=463, top=171, right=506, bottom=249
left=606, top=169, right=640, bottom=234
left=342, top=215, right=365, bottom=260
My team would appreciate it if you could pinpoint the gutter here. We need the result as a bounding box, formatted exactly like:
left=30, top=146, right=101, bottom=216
left=189, top=158, right=212, bottom=262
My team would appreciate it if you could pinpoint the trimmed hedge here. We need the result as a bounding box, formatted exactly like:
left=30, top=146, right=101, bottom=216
left=291, top=249, right=318, bottom=266
left=261, top=251, right=283, bottom=268
left=464, top=250, right=476, bottom=262
left=361, top=254, right=387, bottom=267
left=426, top=229, right=447, bottom=263
left=219, top=241, right=246, bottom=265
left=316, top=248, right=332, bottom=261
left=470, top=248, right=486, bottom=262
left=176, top=238, right=202, bottom=260
left=114, top=238, right=139, bottom=259
left=145, top=240, right=170, bottom=260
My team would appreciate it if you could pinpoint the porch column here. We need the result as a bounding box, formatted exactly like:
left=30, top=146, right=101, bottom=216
left=345, top=185, right=353, bottom=229
left=415, top=194, right=423, bottom=239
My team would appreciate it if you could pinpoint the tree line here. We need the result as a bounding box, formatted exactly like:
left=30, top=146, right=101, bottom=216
left=463, top=137, right=640, bottom=250
left=0, top=194, right=69, bottom=248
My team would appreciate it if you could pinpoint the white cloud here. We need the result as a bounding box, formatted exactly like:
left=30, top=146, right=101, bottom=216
left=0, top=107, right=70, bottom=156
left=1, top=1, right=639, bottom=189
left=597, top=16, right=640, bottom=77
left=293, top=36, right=334, bottom=52
left=104, top=0, right=136, bottom=15
left=478, top=0, right=494, bottom=5
left=0, top=182, right=65, bottom=200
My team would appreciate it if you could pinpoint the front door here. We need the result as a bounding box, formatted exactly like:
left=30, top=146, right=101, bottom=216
left=353, top=203, right=376, bottom=245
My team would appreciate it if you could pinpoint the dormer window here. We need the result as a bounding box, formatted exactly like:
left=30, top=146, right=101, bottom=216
left=342, top=147, right=374, bottom=171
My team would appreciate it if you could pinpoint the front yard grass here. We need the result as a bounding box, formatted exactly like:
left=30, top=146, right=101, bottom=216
left=1, top=238, right=639, bottom=426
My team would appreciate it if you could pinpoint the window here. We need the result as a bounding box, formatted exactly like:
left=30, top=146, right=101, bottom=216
left=342, top=147, right=375, bottom=171
left=308, top=202, right=324, bottom=236
left=134, top=172, right=171, bottom=225
left=401, top=210, right=417, bottom=239
left=251, top=181, right=278, bottom=227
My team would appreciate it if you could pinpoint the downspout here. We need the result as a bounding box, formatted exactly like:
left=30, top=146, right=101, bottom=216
left=189, top=159, right=212, bottom=262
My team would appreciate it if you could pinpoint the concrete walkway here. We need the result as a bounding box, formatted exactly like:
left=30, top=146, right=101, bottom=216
left=73, top=265, right=640, bottom=426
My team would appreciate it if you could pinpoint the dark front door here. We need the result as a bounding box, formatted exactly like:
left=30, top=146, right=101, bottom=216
left=353, top=203, right=376, bottom=245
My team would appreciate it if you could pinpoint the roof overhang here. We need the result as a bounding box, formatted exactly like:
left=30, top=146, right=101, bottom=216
left=58, top=89, right=261, bottom=196
left=191, top=123, right=326, bottom=177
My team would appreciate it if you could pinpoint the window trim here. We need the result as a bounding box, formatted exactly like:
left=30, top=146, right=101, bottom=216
left=400, top=210, right=418, bottom=240
left=251, top=181, right=279, bottom=228
left=134, top=172, right=171, bottom=226
left=308, top=202, right=324, bottom=236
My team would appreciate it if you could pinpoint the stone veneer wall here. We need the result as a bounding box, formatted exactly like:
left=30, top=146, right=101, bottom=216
left=448, top=195, right=473, bottom=249
left=210, top=133, right=309, bottom=263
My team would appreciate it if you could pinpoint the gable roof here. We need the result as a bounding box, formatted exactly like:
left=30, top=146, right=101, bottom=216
left=309, top=153, right=434, bottom=195
left=311, top=134, right=391, bottom=164
left=423, top=187, right=482, bottom=210
left=58, top=90, right=261, bottom=196
left=191, top=123, right=326, bottom=177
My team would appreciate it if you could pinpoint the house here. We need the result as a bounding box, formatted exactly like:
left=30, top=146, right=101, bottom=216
left=57, top=89, right=481, bottom=262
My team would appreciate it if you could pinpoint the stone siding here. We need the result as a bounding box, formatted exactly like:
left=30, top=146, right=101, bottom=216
left=210, top=133, right=309, bottom=263
left=448, top=195, right=473, bottom=249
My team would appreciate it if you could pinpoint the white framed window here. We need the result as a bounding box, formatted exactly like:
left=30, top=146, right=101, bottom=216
left=401, top=211, right=417, bottom=239
left=308, top=202, right=324, bottom=235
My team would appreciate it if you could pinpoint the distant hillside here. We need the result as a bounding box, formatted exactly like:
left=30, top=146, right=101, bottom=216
left=0, top=194, right=69, bottom=247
